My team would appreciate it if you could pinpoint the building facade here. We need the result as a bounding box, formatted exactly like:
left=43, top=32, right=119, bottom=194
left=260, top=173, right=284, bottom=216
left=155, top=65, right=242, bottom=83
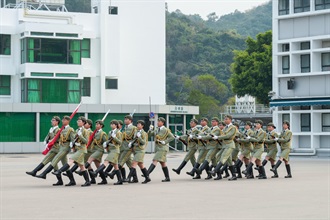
left=0, top=0, right=199, bottom=153
left=271, top=0, right=330, bottom=155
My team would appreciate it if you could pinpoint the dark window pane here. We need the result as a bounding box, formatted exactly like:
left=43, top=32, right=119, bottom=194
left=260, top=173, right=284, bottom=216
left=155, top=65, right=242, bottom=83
left=0, top=34, right=11, bottom=55
left=282, top=56, right=290, bottom=74
left=301, top=54, right=310, bottom=72
left=105, top=79, right=118, bottom=89
left=82, top=77, right=91, bottom=96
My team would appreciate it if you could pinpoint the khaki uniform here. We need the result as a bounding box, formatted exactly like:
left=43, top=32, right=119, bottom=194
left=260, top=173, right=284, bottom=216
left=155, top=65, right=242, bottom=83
left=196, top=126, right=209, bottom=164
left=201, top=126, right=221, bottom=163
left=264, top=130, right=279, bottom=160
left=231, top=128, right=242, bottom=161
left=70, top=127, right=89, bottom=165
left=51, top=125, right=75, bottom=167
left=105, top=129, right=122, bottom=164
left=84, top=128, right=94, bottom=162
left=249, top=129, right=266, bottom=160
left=277, top=129, right=292, bottom=161
left=218, top=124, right=236, bottom=165
left=149, top=126, right=175, bottom=162
left=239, top=129, right=254, bottom=158
left=90, top=129, right=107, bottom=162
left=119, top=124, right=137, bottom=167
left=132, top=129, right=148, bottom=163
left=181, top=127, right=200, bottom=165
left=214, top=129, right=225, bottom=166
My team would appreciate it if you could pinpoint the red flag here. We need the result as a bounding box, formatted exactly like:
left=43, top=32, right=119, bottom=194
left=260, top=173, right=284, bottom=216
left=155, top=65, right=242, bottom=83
left=42, top=102, right=82, bottom=155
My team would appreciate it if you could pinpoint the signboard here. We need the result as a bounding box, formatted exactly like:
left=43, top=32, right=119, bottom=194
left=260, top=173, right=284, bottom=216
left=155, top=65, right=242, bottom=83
left=170, top=106, right=188, bottom=113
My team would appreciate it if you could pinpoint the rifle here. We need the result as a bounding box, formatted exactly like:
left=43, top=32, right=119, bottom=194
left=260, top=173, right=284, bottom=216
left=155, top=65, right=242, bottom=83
left=42, top=102, right=82, bottom=155
left=209, top=133, right=222, bottom=145
left=87, top=109, right=111, bottom=148
left=175, top=135, right=188, bottom=147
left=128, top=130, right=142, bottom=149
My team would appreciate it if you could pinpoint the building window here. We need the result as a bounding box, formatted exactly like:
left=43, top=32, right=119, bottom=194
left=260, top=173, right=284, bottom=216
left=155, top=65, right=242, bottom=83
left=81, top=39, right=90, bottom=58
left=300, top=42, right=310, bottom=50
left=282, top=114, right=290, bottom=124
left=294, top=0, right=310, bottom=13
left=0, top=34, right=11, bottom=55
left=109, top=6, right=118, bottom=15
left=279, top=0, right=290, bottom=15
left=93, top=6, right=98, bottom=13
left=105, top=79, right=118, bottom=89
left=321, top=53, right=330, bottom=71
left=315, top=0, right=330, bottom=10
left=21, top=38, right=83, bottom=64
left=82, top=77, right=91, bottom=96
left=282, top=56, right=290, bottom=74
left=322, top=113, right=330, bottom=132
left=282, top=44, right=290, bottom=52
left=301, top=54, right=310, bottom=73
left=21, top=79, right=81, bottom=103
left=0, top=75, right=11, bottom=95
left=301, top=113, right=311, bottom=132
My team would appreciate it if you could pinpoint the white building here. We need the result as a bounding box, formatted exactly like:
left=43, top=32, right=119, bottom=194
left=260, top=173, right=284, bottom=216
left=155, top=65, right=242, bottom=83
left=271, top=0, right=330, bottom=155
left=0, top=0, right=199, bottom=153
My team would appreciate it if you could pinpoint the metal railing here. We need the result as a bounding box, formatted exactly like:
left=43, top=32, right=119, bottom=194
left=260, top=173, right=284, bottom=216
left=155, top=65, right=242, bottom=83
left=225, top=104, right=270, bottom=114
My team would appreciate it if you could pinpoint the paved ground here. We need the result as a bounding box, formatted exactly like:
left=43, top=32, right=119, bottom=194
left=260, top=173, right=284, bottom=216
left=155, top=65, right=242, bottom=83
left=0, top=153, right=329, bottom=220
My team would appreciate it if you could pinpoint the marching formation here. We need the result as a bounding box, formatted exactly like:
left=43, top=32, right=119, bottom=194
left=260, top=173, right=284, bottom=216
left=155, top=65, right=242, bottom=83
left=26, top=113, right=293, bottom=187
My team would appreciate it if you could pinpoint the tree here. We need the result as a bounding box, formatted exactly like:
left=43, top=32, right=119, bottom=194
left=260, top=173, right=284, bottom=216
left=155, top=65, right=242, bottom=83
left=229, top=30, right=272, bottom=104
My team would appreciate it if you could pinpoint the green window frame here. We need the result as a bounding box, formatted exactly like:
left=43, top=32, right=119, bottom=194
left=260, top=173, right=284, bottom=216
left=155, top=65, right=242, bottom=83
left=69, top=40, right=81, bottom=64
left=0, top=75, right=11, bottom=95
left=81, top=39, right=91, bottom=58
left=0, top=34, right=11, bottom=55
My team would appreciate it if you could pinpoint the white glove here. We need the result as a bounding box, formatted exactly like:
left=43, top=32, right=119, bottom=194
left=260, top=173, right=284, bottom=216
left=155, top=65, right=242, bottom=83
left=128, top=142, right=132, bottom=148
left=160, top=141, right=165, bottom=145
left=75, top=142, right=81, bottom=146
left=274, top=138, right=279, bottom=141
left=69, top=142, right=73, bottom=148
left=197, top=135, right=202, bottom=139
left=77, top=129, right=82, bottom=136
left=246, top=136, right=251, bottom=140
left=149, top=125, right=154, bottom=130
left=111, top=132, right=116, bottom=138
left=212, top=136, right=218, bottom=140
left=103, top=142, right=107, bottom=148
left=175, top=135, right=180, bottom=140
left=189, top=134, right=193, bottom=139
left=43, top=141, right=47, bottom=145
left=137, top=132, right=141, bottom=138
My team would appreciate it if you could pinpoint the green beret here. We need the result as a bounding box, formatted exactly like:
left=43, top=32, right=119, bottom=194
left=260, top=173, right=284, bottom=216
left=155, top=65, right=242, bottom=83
left=267, top=122, right=276, bottom=128
left=96, top=120, right=104, bottom=127
left=110, top=120, right=118, bottom=126
left=283, top=120, right=290, bottom=127
left=86, top=119, right=93, bottom=125
left=201, top=117, right=209, bottom=123
left=245, top=121, right=252, bottom=127
left=233, top=122, right=239, bottom=128
left=52, top=116, right=60, bottom=123
left=125, top=115, right=133, bottom=121
left=158, top=117, right=166, bottom=123
left=224, top=115, right=233, bottom=120
left=63, top=115, right=71, bottom=121
left=211, top=117, right=220, bottom=123
left=255, top=120, right=263, bottom=125
left=137, top=120, right=145, bottom=126
left=219, top=121, right=226, bottom=126
left=118, top=120, right=124, bottom=125
left=190, top=118, right=198, bottom=124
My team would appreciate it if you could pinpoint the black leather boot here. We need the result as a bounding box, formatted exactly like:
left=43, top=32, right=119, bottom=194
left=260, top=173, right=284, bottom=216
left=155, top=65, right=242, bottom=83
left=125, top=168, right=136, bottom=183
left=285, top=164, right=292, bottom=178
left=97, top=170, right=108, bottom=185
left=258, top=166, right=267, bottom=179
left=26, top=163, right=45, bottom=177
left=141, top=168, right=151, bottom=184
left=36, top=165, right=54, bottom=179
left=204, top=164, right=212, bottom=180
left=270, top=160, right=282, bottom=172
left=271, top=165, right=279, bottom=178
left=108, top=169, right=116, bottom=179
left=186, top=163, right=200, bottom=177
left=65, top=169, right=76, bottom=186
left=52, top=163, right=70, bottom=176
left=142, top=163, right=156, bottom=177
left=214, top=171, right=222, bottom=180
left=130, top=169, right=139, bottom=183
left=228, top=166, right=237, bottom=181
left=53, top=173, right=63, bottom=186
left=114, top=170, right=123, bottom=185
left=90, top=164, right=105, bottom=177
left=103, top=164, right=113, bottom=176
left=81, top=170, right=91, bottom=187
left=88, top=169, right=96, bottom=184
left=172, top=161, right=187, bottom=175
left=221, top=164, right=230, bottom=178
left=209, top=162, right=223, bottom=177
left=196, top=160, right=209, bottom=176
left=233, top=159, right=242, bottom=173
left=74, top=163, right=87, bottom=176
left=242, top=162, right=253, bottom=175
left=162, top=167, right=170, bottom=182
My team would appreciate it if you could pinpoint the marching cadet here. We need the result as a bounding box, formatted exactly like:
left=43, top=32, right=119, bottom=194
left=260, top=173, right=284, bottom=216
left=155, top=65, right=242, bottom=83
left=146, top=117, right=175, bottom=182
left=35, top=116, right=75, bottom=183
left=91, top=120, right=123, bottom=185
left=195, top=117, right=222, bottom=180
left=270, top=121, right=293, bottom=178
left=172, top=118, right=199, bottom=175
left=52, top=116, right=91, bottom=187
left=242, top=120, right=267, bottom=179
left=234, top=121, right=254, bottom=178
left=212, top=121, right=228, bottom=180
left=26, top=116, right=67, bottom=186
left=257, top=122, right=279, bottom=178
left=232, top=122, right=241, bottom=166
left=209, top=115, right=238, bottom=181
left=124, top=120, right=151, bottom=184
left=186, top=118, right=209, bottom=179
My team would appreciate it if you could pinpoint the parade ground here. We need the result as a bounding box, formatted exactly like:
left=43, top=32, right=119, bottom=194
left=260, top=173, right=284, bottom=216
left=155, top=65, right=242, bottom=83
left=0, top=153, right=329, bottom=220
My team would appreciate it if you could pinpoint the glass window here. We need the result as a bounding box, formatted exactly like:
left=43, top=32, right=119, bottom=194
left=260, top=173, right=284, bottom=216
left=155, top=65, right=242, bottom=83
left=68, top=80, right=81, bottom=103
left=81, top=39, right=90, bottom=58
left=0, top=34, right=11, bottom=55
left=27, top=79, right=41, bottom=103
left=109, top=6, right=118, bottom=14
left=69, top=40, right=81, bottom=64
left=322, top=113, right=330, bottom=132
left=282, top=56, right=290, bottom=74
left=282, top=43, right=290, bottom=52
left=321, top=53, right=330, bottom=71
left=82, top=77, right=91, bottom=96
left=301, top=54, right=310, bottom=73
left=0, top=75, right=11, bottom=95
left=282, top=114, right=290, bottom=123
left=105, top=79, right=118, bottom=89
left=315, top=0, right=330, bottom=10
left=279, top=0, right=290, bottom=15
left=0, top=113, right=36, bottom=142
left=294, top=0, right=310, bottom=13
left=301, top=113, right=311, bottom=132
left=300, top=42, right=310, bottom=50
